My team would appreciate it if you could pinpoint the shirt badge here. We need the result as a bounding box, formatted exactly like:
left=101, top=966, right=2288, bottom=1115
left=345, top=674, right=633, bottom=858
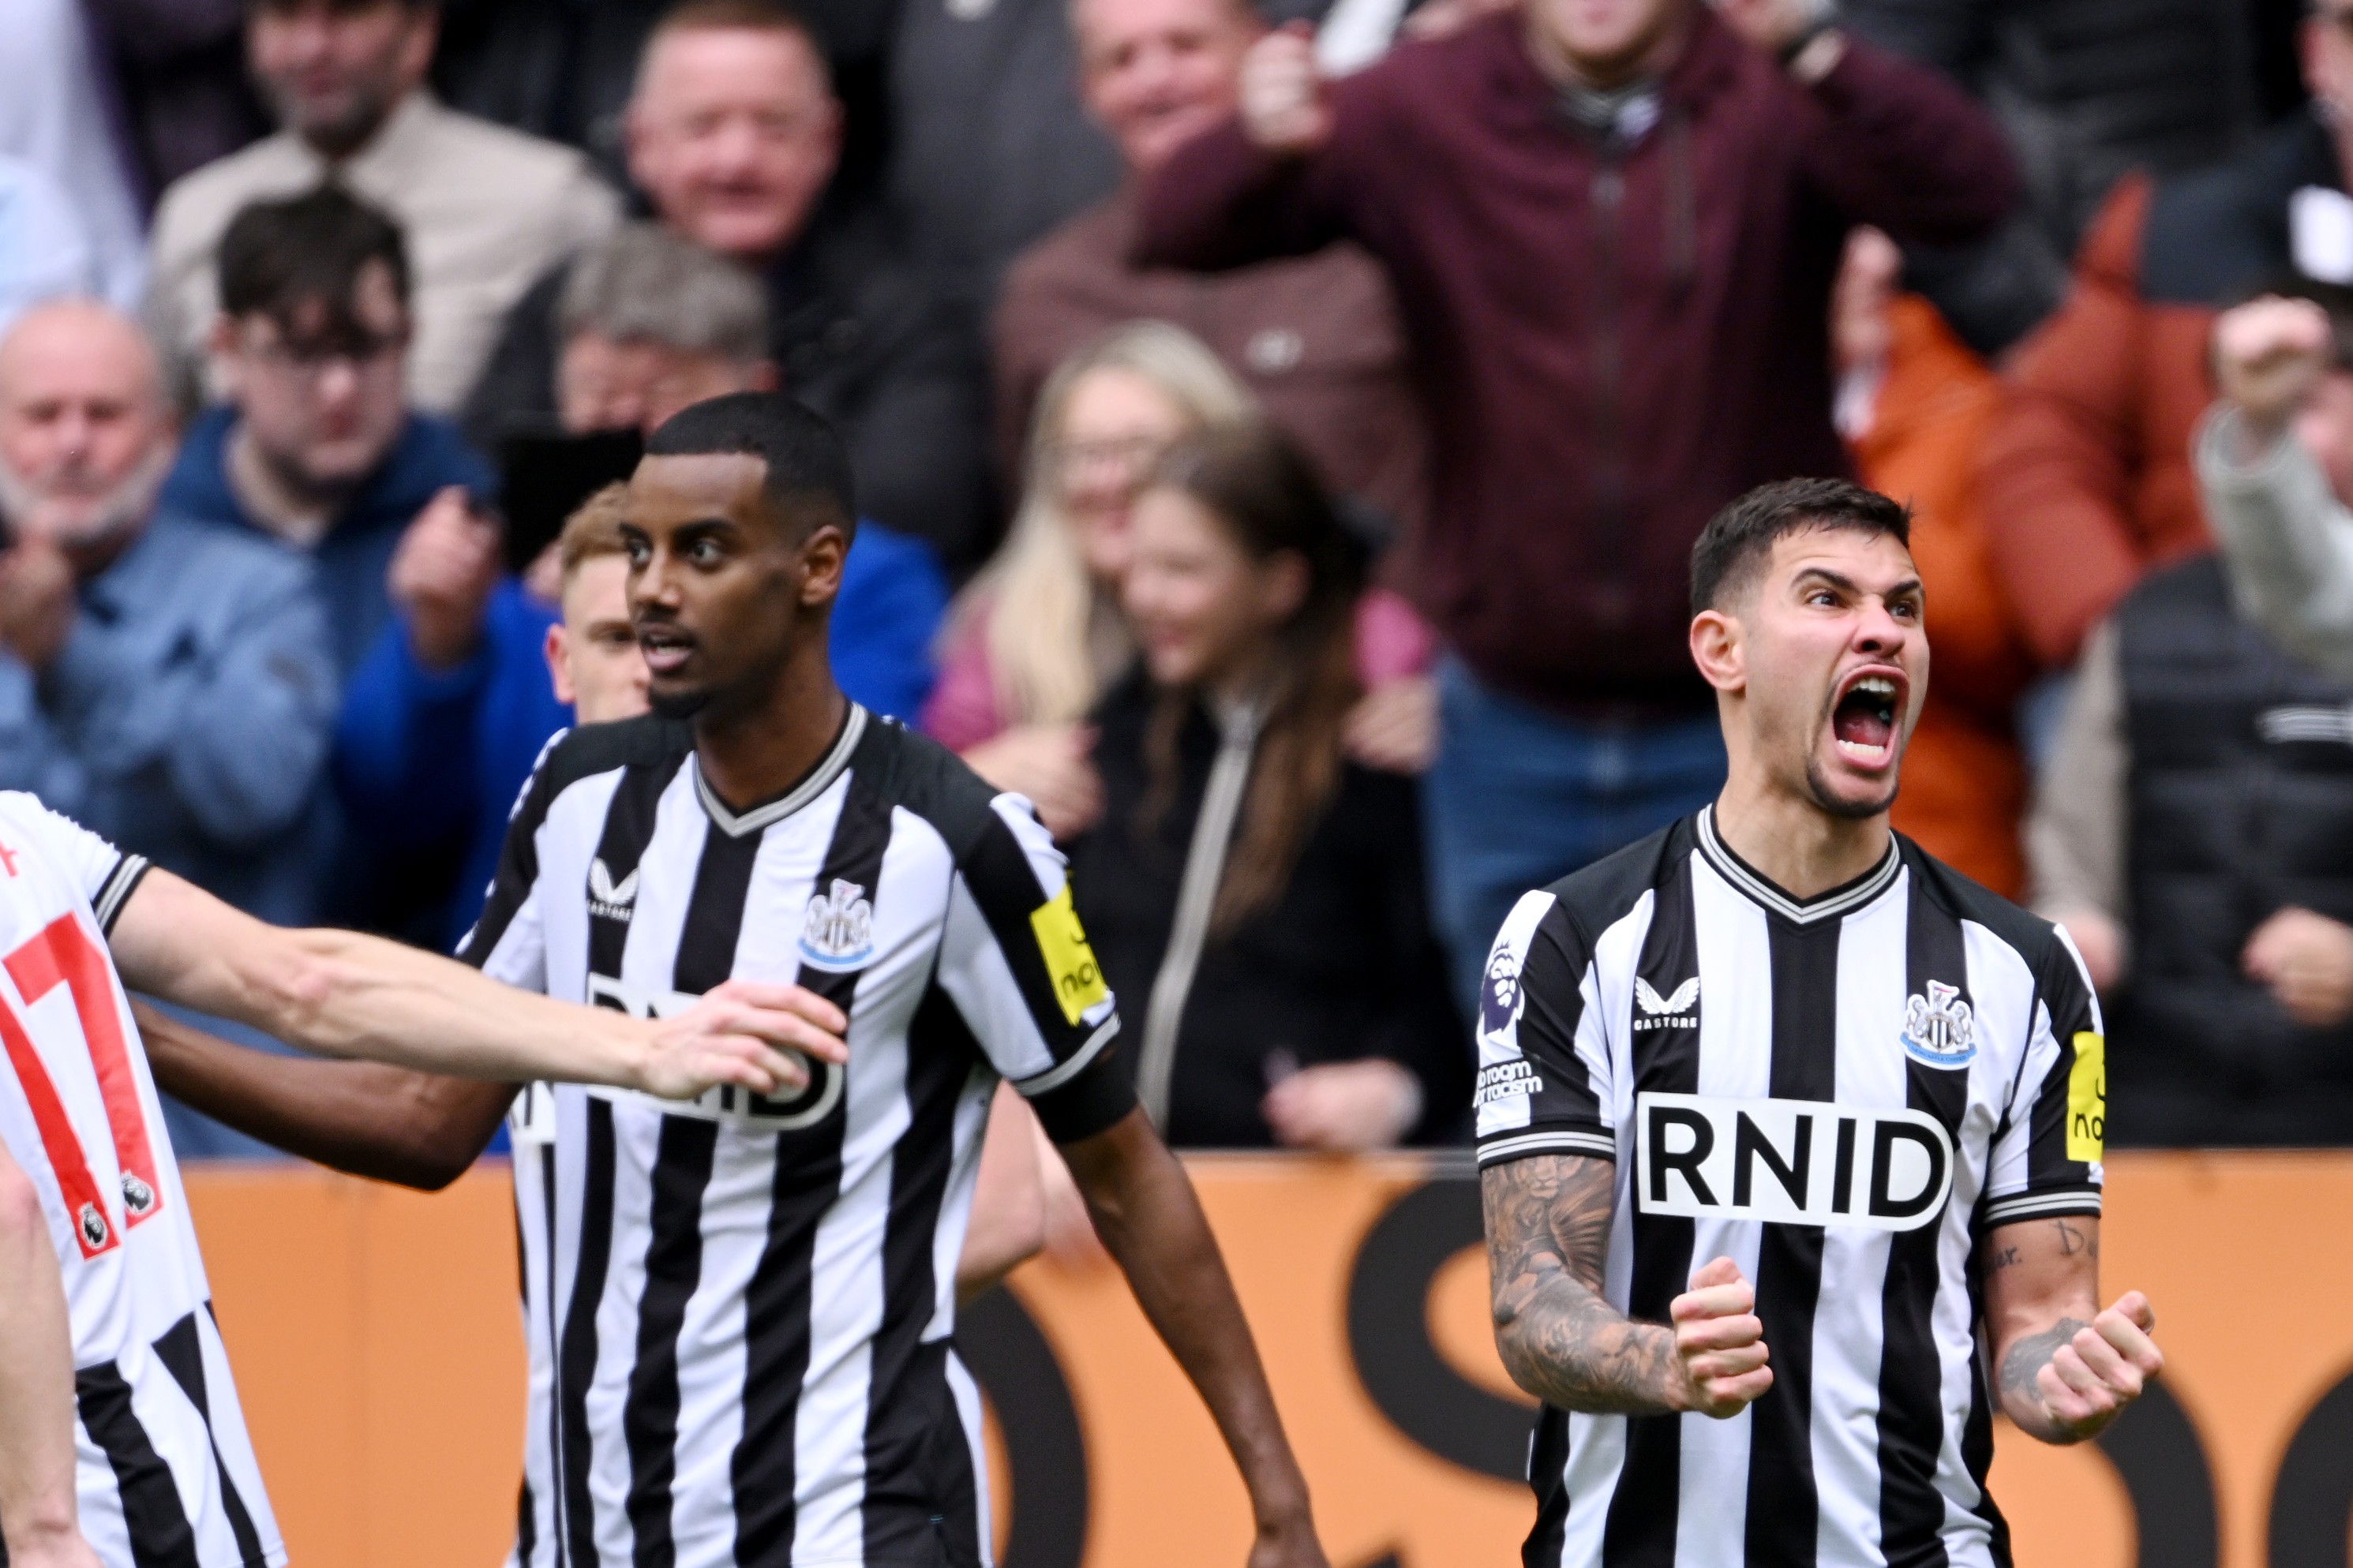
left=800, top=878, right=875, bottom=971
left=1480, top=947, right=1524, bottom=1041
left=1633, top=975, right=1700, bottom=1031
left=1902, top=980, right=1976, bottom=1068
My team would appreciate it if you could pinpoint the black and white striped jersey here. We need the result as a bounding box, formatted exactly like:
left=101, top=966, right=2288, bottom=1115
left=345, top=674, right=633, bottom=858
left=1474, top=807, right=2106, bottom=1568
left=0, top=795, right=280, bottom=1568
left=463, top=707, right=1130, bottom=1568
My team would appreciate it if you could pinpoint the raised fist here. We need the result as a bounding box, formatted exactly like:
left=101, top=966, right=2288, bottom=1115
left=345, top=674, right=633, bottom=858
left=2214, top=295, right=2334, bottom=432
left=1238, top=23, right=1333, bottom=156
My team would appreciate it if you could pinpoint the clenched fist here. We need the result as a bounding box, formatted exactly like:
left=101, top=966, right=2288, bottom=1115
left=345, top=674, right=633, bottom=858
left=1669, top=1256, right=1774, bottom=1418
left=2034, top=1292, right=2163, bottom=1441
left=1238, top=23, right=1333, bottom=155
left=2213, top=295, right=2334, bottom=449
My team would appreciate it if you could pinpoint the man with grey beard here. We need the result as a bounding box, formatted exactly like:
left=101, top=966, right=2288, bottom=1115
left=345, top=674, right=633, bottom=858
left=0, top=300, right=335, bottom=924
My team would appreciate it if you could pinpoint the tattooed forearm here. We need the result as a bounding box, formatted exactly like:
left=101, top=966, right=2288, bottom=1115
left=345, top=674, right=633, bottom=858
left=1997, top=1316, right=2093, bottom=1442
left=1481, top=1155, right=1686, bottom=1415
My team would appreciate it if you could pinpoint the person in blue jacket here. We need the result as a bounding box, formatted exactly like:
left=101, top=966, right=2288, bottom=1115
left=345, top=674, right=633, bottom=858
left=155, top=185, right=494, bottom=681
left=336, top=226, right=950, bottom=945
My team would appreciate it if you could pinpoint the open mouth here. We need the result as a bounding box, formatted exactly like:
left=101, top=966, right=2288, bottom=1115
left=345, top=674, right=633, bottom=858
left=1830, top=671, right=1903, bottom=766
left=636, top=623, right=696, bottom=676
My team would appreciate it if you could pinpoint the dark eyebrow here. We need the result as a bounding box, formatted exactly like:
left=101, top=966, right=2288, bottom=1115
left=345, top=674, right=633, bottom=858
left=1792, top=567, right=1860, bottom=595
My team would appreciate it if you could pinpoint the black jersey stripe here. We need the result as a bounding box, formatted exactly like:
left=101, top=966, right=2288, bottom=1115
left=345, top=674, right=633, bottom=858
left=76, top=1361, right=201, bottom=1568
left=733, top=755, right=896, bottom=1566
left=1522, top=1394, right=1573, bottom=1568
left=535, top=1140, right=564, bottom=1568
left=1601, top=863, right=1699, bottom=1568
left=625, top=819, right=761, bottom=1566
left=1879, top=880, right=1975, bottom=1568
left=1742, top=915, right=1838, bottom=1568
left=624, top=1116, right=719, bottom=1568
left=149, top=1310, right=264, bottom=1568
left=563, top=1098, right=620, bottom=1568
left=864, top=990, right=984, bottom=1563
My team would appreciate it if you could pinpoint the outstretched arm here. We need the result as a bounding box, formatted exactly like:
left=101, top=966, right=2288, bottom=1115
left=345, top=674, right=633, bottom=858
left=1480, top=1154, right=1771, bottom=1417
left=108, top=870, right=847, bottom=1101
left=134, top=1003, right=514, bottom=1191
left=1058, top=1109, right=1325, bottom=1568
left=1981, top=1214, right=2162, bottom=1444
left=0, top=1136, right=103, bottom=1568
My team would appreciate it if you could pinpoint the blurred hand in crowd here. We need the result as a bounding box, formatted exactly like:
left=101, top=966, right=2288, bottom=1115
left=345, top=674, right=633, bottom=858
left=625, top=17, right=841, bottom=268
left=2211, top=298, right=2353, bottom=482
left=1261, top=1057, right=1422, bottom=1152
left=1236, top=23, right=1332, bottom=155
left=0, top=539, right=77, bottom=671
left=2052, top=906, right=2125, bottom=994
left=1074, top=0, right=1262, bottom=175
left=1343, top=672, right=1437, bottom=773
left=2242, top=906, right=2353, bottom=1028
left=965, top=724, right=1104, bottom=840
left=1714, top=0, right=1835, bottom=58
left=1402, top=0, right=1519, bottom=42
left=389, top=486, right=500, bottom=672
left=247, top=0, right=437, bottom=159
left=0, top=301, right=174, bottom=562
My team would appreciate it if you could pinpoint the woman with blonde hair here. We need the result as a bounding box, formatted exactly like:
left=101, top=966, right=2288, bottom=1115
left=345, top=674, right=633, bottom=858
left=927, top=320, right=1438, bottom=836
left=924, top=321, right=1256, bottom=834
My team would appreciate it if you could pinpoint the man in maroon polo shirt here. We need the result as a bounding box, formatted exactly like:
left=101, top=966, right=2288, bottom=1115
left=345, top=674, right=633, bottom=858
left=1135, top=0, right=2018, bottom=1005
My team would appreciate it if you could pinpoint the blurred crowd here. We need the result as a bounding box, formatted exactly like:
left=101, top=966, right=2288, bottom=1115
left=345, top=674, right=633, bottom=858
left=6, top=0, right=2353, bottom=1154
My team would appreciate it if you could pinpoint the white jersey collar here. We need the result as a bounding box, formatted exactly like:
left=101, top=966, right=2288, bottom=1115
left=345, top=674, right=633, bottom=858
left=691, top=703, right=868, bottom=838
left=1694, top=805, right=1902, bottom=926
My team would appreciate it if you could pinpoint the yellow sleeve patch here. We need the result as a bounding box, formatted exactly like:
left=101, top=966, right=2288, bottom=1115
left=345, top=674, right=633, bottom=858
left=2066, top=1031, right=2106, bottom=1164
left=1029, top=883, right=1109, bottom=1027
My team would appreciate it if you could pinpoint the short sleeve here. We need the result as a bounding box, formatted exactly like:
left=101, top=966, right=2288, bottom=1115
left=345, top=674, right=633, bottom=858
left=1983, top=926, right=2105, bottom=1226
left=1474, top=890, right=1618, bottom=1168
left=0, top=793, right=147, bottom=936
left=934, top=796, right=1131, bottom=1142
left=455, top=737, right=558, bottom=990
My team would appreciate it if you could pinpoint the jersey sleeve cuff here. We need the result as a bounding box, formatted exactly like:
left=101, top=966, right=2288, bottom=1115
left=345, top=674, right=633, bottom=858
left=1018, top=1020, right=1137, bottom=1143
left=1475, top=1125, right=1618, bottom=1168
left=93, top=854, right=151, bottom=937
left=1980, top=1184, right=2102, bottom=1227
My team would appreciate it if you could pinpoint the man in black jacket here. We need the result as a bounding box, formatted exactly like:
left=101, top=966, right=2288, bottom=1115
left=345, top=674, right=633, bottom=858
left=461, top=0, right=993, bottom=567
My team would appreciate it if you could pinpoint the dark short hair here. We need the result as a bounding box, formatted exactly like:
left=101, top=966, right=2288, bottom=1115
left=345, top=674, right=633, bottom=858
left=217, top=184, right=410, bottom=330
left=643, top=0, right=830, bottom=84
left=643, top=391, right=856, bottom=537
left=1688, top=477, right=1913, bottom=616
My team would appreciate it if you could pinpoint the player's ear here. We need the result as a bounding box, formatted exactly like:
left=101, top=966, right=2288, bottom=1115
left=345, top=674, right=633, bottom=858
left=1690, top=607, right=1746, bottom=694
left=796, top=518, right=849, bottom=611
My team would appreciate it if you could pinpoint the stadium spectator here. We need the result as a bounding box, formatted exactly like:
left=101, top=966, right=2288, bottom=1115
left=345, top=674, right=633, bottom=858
left=995, top=0, right=1426, bottom=533
left=340, top=223, right=947, bottom=945
left=158, top=186, right=490, bottom=683
left=1841, top=0, right=2265, bottom=356
left=462, top=0, right=994, bottom=567
left=2029, top=292, right=2353, bottom=1144
left=145, top=0, right=618, bottom=413
left=2194, top=292, right=2353, bottom=681
left=1977, top=4, right=2353, bottom=672
left=928, top=322, right=1433, bottom=839
left=1, top=0, right=148, bottom=312
left=0, top=298, right=333, bottom=925
left=1834, top=226, right=2037, bottom=895
left=1069, top=420, right=1463, bottom=1150
left=1137, top=0, right=2019, bottom=1001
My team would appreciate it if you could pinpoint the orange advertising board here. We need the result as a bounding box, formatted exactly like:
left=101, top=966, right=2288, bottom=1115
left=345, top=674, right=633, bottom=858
left=185, top=1151, right=2353, bottom=1568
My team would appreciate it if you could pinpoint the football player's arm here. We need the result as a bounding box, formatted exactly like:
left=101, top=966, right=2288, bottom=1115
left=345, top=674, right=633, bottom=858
left=955, top=1083, right=1045, bottom=1305
left=1480, top=1154, right=1770, bottom=1417
left=1057, top=1108, right=1326, bottom=1568
left=0, top=1136, right=103, bottom=1568
left=106, top=870, right=848, bottom=1100
left=133, top=1002, right=512, bottom=1191
left=1979, top=1215, right=2161, bottom=1444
